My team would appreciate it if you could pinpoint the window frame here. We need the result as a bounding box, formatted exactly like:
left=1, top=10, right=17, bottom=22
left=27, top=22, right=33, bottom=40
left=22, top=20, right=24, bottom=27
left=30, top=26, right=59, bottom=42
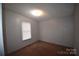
left=22, top=22, right=32, bottom=41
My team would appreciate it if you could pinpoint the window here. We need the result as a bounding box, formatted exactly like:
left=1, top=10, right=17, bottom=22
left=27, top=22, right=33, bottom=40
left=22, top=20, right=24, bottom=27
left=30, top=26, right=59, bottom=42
left=22, top=22, right=31, bottom=40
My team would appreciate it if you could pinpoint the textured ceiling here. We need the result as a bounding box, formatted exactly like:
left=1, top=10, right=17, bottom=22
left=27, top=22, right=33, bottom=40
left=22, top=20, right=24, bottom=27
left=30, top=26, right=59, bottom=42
left=4, top=3, right=75, bottom=21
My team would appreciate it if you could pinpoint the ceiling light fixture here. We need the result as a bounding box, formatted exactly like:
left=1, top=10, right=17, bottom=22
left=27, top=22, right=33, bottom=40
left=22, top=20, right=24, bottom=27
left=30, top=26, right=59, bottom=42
left=30, top=9, right=44, bottom=16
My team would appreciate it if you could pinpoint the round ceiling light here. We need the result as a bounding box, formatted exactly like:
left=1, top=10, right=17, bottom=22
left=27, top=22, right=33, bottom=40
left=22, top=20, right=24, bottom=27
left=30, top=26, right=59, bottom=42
left=30, top=9, right=44, bottom=16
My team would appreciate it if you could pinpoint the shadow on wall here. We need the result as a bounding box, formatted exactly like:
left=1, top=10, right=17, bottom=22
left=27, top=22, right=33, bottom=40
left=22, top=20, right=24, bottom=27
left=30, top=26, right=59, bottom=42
left=0, top=4, right=4, bottom=56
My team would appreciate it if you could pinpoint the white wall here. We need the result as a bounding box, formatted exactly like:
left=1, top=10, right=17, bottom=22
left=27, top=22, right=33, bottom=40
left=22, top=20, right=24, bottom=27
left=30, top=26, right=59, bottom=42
left=0, top=4, right=4, bottom=56
left=39, top=16, right=74, bottom=47
left=74, top=4, right=79, bottom=55
left=4, top=9, right=39, bottom=54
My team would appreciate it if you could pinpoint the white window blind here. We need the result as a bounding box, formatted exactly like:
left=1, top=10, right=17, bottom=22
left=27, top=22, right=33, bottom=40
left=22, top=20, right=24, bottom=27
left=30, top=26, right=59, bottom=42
left=22, top=22, right=31, bottom=40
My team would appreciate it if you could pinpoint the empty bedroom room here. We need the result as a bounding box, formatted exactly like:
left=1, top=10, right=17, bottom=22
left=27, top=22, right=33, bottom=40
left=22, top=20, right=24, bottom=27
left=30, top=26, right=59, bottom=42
left=1, top=3, right=79, bottom=56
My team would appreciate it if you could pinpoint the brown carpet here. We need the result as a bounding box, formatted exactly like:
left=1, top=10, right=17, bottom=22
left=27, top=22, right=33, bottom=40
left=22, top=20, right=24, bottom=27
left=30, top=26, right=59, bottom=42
left=7, top=41, right=74, bottom=56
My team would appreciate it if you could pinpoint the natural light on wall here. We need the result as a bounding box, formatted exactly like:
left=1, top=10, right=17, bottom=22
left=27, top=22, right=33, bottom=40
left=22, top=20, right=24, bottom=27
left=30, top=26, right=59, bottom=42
left=22, top=22, right=31, bottom=41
